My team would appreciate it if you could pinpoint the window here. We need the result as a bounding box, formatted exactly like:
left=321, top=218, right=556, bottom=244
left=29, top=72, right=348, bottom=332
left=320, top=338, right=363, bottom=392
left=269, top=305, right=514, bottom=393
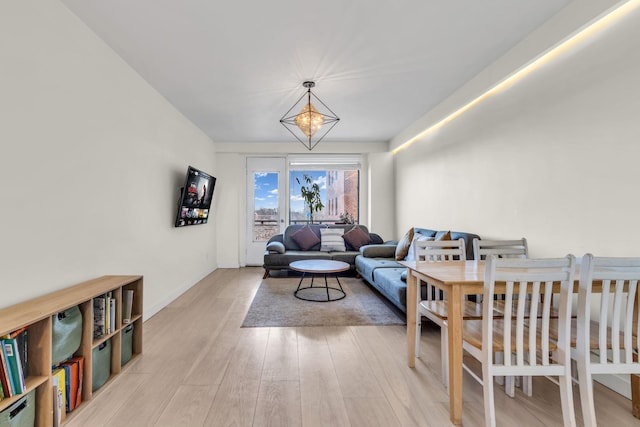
left=252, top=172, right=279, bottom=241
left=288, top=155, right=361, bottom=225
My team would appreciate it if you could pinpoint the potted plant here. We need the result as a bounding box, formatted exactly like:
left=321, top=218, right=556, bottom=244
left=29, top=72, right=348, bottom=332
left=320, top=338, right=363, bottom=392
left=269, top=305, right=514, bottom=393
left=296, top=174, right=324, bottom=224
left=339, top=212, right=355, bottom=224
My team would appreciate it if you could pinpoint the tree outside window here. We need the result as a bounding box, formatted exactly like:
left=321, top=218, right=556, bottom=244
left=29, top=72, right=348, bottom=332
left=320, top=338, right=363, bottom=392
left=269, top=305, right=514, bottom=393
left=289, top=170, right=359, bottom=224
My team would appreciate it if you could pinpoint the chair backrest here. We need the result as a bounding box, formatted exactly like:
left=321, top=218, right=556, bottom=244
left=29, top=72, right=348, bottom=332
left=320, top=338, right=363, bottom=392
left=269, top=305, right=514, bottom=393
left=483, top=255, right=576, bottom=368
left=473, top=238, right=528, bottom=260
left=577, top=254, right=640, bottom=366
left=414, top=238, right=466, bottom=263
left=414, top=239, right=466, bottom=302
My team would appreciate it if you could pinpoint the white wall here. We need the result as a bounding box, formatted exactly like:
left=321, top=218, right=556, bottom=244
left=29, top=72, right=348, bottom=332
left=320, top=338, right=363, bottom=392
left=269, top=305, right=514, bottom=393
left=392, top=0, right=639, bottom=257
left=215, top=153, right=244, bottom=268
left=367, top=152, right=395, bottom=241
left=0, top=1, right=218, bottom=317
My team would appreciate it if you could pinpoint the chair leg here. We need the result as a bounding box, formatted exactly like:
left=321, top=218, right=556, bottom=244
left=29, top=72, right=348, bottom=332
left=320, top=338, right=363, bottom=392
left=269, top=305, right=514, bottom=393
left=482, top=363, right=496, bottom=427
left=504, top=353, right=515, bottom=398
left=441, top=324, right=449, bottom=392
left=522, top=376, right=533, bottom=397
left=262, top=268, right=270, bottom=279
left=577, top=361, right=597, bottom=427
left=415, top=314, right=422, bottom=359
left=558, top=372, right=577, bottom=427
left=494, top=352, right=504, bottom=386
left=505, top=376, right=515, bottom=398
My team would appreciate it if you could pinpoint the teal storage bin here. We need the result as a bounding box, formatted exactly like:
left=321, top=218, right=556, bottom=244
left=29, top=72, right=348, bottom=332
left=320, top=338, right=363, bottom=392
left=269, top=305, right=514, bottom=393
left=92, top=339, right=111, bottom=392
left=0, top=389, right=35, bottom=427
left=121, top=324, right=134, bottom=366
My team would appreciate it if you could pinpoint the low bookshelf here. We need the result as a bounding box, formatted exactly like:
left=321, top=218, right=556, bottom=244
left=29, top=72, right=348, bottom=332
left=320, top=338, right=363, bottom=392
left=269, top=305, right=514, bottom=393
left=0, top=275, right=143, bottom=427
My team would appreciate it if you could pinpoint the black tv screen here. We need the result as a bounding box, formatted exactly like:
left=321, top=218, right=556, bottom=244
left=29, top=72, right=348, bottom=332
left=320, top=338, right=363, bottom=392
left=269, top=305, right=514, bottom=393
left=175, top=166, right=216, bottom=227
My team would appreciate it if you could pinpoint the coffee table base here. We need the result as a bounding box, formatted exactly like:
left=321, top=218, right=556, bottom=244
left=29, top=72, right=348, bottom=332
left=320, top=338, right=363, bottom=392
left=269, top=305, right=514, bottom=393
left=294, top=273, right=346, bottom=302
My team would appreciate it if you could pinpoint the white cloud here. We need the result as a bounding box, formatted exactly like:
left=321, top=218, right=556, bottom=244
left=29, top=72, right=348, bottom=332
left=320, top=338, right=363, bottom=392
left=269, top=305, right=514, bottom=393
left=269, top=189, right=278, bottom=195
left=314, top=175, right=326, bottom=190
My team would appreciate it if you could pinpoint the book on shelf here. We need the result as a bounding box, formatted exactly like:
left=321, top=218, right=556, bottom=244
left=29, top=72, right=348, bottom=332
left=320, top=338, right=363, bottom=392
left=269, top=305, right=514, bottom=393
left=0, top=326, right=27, bottom=379
left=52, top=367, right=66, bottom=425
left=52, top=383, right=60, bottom=427
left=109, top=297, right=116, bottom=333
left=61, top=356, right=83, bottom=411
left=16, top=329, right=28, bottom=377
left=93, top=297, right=106, bottom=338
left=122, top=289, right=134, bottom=323
left=1, top=337, right=25, bottom=395
left=0, top=346, right=11, bottom=398
left=105, top=293, right=111, bottom=334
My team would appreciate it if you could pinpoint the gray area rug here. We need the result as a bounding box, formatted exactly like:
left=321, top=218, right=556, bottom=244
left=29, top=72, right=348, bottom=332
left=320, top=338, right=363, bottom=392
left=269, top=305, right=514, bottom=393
left=242, top=276, right=406, bottom=327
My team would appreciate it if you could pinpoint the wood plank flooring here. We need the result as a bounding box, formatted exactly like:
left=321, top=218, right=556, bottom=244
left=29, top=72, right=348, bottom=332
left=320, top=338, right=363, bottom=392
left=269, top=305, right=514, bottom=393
left=66, top=267, right=639, bottom=426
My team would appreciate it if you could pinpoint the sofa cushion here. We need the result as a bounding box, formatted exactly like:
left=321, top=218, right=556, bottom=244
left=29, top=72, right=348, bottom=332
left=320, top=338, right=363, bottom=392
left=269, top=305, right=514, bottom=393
left=370, top=267, right=408, bottom=312
left=395, top=227, right=414, bottom=260
left=355, top=255, right=404, bottom=283
left=266, top=241, right=285, bottom=254
left=291, top=225, right=321, bottom=250
left=435, top=230, right=452, bottom=241
left=264, top=250, right=332, bottom=268
left=329, top=251, right=360, bottom=265
left=320, top=228, right=346, bottom=252
left=360, top=244, right=396, bottom=258
left=342, top=225, right=372, bottom=251
left=405, top=234, right=434, bottom=261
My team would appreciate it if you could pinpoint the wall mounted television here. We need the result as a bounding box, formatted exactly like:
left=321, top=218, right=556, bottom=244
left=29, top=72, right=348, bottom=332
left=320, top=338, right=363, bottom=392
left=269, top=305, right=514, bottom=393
left=175, top=166, right=216, bottom=227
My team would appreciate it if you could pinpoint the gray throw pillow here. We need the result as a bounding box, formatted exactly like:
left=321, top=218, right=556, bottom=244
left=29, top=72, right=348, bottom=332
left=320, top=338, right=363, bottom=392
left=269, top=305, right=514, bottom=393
left=290, top=225, right=320, bottom=250
left=342, top=225, right=372, bottom=251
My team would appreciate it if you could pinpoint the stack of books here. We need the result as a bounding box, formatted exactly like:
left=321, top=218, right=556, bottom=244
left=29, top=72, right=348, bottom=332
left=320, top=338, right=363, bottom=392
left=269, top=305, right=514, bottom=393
left=93, top=292, right=116, bottom=338
left=52, top=355, right=84, bottom=424
left=0, top=327, right=28, bottom=400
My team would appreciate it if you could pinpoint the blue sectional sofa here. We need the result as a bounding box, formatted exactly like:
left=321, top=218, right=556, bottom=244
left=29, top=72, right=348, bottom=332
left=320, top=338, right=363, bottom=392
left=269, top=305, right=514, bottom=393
left=355, top=228, right=480, bottom=312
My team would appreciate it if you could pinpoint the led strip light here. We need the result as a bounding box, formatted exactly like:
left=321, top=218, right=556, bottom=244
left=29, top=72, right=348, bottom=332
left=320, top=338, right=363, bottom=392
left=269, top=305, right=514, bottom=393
left=392, top=0, right=640, bottom=154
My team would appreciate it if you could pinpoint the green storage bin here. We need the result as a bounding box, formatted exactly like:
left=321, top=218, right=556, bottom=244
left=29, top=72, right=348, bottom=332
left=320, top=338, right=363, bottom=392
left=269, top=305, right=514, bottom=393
left=121, top=324, right=134, bottom=366
left=0, top=389, right=35, bottom=427
left=92, top=339, right=111, bottom=392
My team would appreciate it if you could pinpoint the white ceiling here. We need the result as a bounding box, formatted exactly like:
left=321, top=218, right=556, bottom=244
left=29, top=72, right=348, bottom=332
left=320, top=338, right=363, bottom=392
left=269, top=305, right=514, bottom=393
left=60, top=0, right=570, bottom=145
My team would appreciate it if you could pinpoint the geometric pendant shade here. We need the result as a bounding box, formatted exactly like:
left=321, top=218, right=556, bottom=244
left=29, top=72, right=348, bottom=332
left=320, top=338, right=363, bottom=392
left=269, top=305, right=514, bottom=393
left=280, top=81, right=340, bottom=151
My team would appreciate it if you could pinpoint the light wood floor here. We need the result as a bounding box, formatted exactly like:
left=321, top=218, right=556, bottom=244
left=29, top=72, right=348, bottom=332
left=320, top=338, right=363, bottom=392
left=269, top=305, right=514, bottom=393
left=66, top=267, right=639, bottom=426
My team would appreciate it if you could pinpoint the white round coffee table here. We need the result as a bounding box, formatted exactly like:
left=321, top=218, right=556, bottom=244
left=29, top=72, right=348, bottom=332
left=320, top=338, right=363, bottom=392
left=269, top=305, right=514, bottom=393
left=289, top=259, right=350, bottom=302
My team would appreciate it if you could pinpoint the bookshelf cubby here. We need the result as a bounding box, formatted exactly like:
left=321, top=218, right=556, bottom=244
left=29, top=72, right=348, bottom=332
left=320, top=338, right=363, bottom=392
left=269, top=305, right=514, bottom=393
left=0, top=275, right=143, bottom=427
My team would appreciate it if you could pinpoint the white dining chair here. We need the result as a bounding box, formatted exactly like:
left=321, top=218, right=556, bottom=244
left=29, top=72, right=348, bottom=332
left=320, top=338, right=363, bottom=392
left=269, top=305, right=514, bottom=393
left=472, top=238, right=528, bottom=261
left=473, top=237, right=531, bottom=396
left=462, top=255, right=577, bottom=427
left=414, top=238, right=481, bottom=389
left=574, top=254, right=640, bottom=427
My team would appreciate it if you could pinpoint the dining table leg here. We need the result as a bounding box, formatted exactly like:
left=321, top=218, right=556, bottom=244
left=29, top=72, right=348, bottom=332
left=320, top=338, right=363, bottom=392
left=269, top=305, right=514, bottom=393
left=447, top=285, right=464, bottom=425
left=633, top=281, right=640, bottom=417
left=406, top=270, right=417, bottom=368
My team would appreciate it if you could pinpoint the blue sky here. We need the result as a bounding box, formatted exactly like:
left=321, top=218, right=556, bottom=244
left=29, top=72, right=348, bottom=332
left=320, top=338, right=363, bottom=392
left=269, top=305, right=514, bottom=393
left=253, top=171, right=327, bottom=212
left=253, top=172, right=279, bottom=210
left=289, top=171, right=326, bottom=212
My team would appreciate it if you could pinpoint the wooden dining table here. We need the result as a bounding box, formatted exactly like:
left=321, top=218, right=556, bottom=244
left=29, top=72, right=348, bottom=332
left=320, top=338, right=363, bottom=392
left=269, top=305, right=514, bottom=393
left=399, top=259, right=640, bottom=425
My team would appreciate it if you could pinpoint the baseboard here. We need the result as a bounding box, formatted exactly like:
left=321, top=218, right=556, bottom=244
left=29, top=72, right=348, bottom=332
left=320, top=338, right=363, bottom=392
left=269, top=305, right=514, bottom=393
left=594, top=374, right=631, bottom=399
left=144, top=268, right=218, bottom=321
left=217, top=262, right=240, bottom=268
